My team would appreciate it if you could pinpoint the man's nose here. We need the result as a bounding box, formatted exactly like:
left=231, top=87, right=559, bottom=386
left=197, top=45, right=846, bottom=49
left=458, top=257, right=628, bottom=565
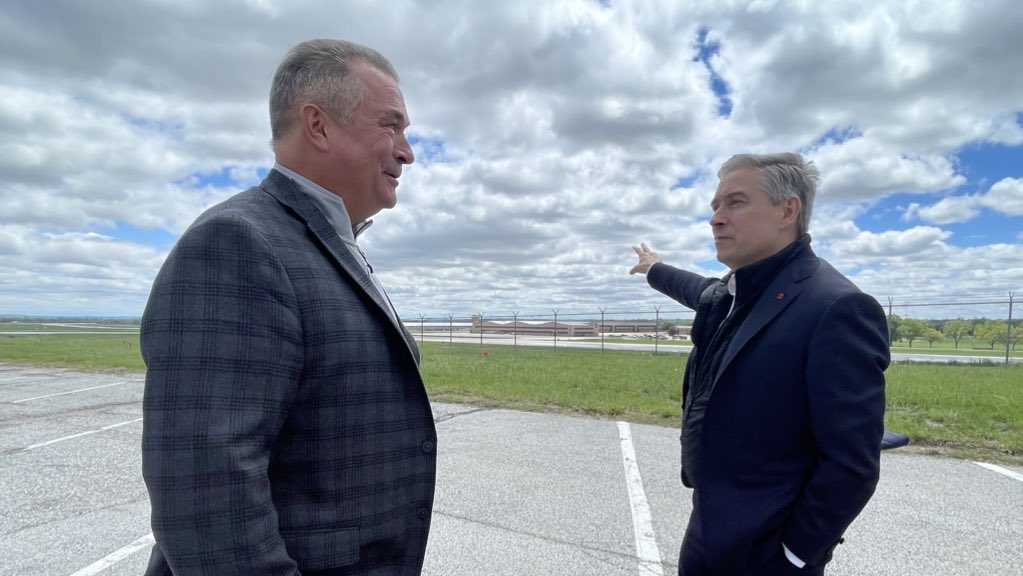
left=396, top=135, right=415, bottom=165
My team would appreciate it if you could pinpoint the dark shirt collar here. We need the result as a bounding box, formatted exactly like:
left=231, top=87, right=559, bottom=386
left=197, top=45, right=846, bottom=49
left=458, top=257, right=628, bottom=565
left=729, top=234, right=811, bottom=309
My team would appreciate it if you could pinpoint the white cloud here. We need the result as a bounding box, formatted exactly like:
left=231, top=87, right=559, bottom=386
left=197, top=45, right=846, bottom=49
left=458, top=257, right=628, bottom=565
left=903, top=197, right=981, bottom=225
left=0, top=0, right=1021, bottom=316
left=0, top=225, right=165, bottom=316
left=901, top=177, right=1023, bottom=225
left=979, top=178, right=1023, bottom=216
left=814, top=225, right=1023, bottom=303
left=830, top=226, right=952, bottom=259
left=846, top=242, right=1023, bottom=302
left=812, top=137, right=965, bottom=201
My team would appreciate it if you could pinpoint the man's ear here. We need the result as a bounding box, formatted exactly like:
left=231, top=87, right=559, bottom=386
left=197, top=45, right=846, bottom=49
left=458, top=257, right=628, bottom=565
left=780, top=196, right=801, bottom=229
left=299, top=104, right=331, bottom=152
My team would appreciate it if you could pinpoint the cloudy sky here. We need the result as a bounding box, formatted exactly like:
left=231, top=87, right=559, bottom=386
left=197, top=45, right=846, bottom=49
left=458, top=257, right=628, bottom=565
left=2, top=0, right=1021, bottom=320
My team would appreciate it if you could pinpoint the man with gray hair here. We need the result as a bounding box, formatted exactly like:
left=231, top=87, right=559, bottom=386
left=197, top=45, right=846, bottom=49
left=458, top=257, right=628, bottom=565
left=631, top=153, right=889, bottom=575
left=141, top=39, right=435, bottom=575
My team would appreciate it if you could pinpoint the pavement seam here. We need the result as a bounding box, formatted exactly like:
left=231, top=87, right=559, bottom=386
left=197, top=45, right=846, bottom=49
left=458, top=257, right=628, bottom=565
left=435, top=407, right=494, bottom=423
left=0, top=492, right=151, bottom=539
left=431, top=509, right=674, bottom=569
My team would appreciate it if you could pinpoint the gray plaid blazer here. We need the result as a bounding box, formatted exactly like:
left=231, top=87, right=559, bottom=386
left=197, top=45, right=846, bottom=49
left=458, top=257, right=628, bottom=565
left=141, top=169, right=436, bottom=575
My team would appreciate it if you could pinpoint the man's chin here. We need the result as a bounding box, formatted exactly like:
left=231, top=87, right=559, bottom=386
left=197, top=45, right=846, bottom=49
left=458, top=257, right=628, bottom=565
left=378, top=188, right=398, bottom=210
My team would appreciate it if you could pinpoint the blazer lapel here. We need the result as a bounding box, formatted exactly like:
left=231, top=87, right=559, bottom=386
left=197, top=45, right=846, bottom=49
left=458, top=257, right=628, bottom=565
left=259, top=171, right=419, bottom=361
left=715, top=254, right=819, bottom=381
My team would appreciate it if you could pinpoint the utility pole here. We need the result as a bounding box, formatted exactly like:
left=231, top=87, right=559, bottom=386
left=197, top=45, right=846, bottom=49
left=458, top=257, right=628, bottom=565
left=478, top=312, right=485, bottom=350
left=599, top=306, right=607, bottom=352
left=552, top=309, right=560, bottom=350
left=512, top=311, right=519, bottom=348
left=1007, top=292, right=1015, bottom=365
left=654, top=305, right=662, bottom=354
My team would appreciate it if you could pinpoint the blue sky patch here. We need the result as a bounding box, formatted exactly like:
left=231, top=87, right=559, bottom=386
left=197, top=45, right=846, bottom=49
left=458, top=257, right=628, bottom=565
left=175, top=166, right=242, bottom=189
left=692, top=27, right=732, bottom=117
left=941, top=212, right=1020, bottom=247
left=106, top=222, right=179, bottom=249
left=410, top=135, right=450, bottom=164
left=807, top=125, right=863, bottom=149
left=125, top=115, right=184, bottom=132
left=954, top=142, right=1023, bottom=189
left=671, top=173, right=702, bottom=190
left=859, top=191, right=1017, bottom=247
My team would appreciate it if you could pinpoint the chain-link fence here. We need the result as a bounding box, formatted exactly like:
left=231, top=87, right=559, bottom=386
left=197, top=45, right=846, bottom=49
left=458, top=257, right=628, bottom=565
left=401, top=293, right=1020, bottom=364
left=402, top=306, right=700, bottom=355
left=882, top=293, right=1018, bottom=363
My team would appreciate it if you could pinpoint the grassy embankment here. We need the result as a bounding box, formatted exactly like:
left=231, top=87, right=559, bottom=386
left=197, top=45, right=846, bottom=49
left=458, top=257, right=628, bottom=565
left=1, top=324, right=1020, bottom=464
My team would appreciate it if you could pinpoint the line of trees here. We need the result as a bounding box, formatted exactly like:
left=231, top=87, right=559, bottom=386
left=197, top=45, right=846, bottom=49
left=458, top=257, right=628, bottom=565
left=887, top=315, right=1020, bottom=350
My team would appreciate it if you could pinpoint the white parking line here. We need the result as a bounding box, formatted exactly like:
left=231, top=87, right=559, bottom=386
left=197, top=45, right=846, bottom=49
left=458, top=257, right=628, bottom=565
left=617, top=421, right=664, bottom=576
left=0, top=375, right=30, bottom=383
left=10, top=380, right=139, bottom=403
left=22, top=417, right=143, bottom=451
left=68, top=532, right=155, bottom=576
left=973, top=462, right=1023, bottom=483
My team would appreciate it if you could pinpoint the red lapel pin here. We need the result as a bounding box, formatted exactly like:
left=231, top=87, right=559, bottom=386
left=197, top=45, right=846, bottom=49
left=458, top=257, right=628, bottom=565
left=776, top=292, right=785, bottom=300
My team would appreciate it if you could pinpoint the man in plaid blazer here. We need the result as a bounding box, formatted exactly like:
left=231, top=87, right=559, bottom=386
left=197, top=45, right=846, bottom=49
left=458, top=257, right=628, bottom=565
left=141, top=39, right=436, bottom=575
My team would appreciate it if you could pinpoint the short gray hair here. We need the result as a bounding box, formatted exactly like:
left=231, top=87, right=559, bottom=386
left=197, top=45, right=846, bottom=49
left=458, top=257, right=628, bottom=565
left=269, top=39, right=399, bottom=141
left=718, top=152, right=820, bottom=235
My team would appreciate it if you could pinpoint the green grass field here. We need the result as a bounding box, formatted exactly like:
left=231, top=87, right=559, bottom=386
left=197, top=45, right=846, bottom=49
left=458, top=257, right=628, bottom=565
left=884, top=362, right=1023, bottom=462
left=421, top=344, right=684, bottom=424
left=0, top=333, right=145, bottom=370
left=2, top=328, right=1020, bottom=464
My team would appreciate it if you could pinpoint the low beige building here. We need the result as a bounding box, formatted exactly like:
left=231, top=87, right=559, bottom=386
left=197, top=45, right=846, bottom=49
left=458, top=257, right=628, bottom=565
left=470, top=316, right=598, bottom=337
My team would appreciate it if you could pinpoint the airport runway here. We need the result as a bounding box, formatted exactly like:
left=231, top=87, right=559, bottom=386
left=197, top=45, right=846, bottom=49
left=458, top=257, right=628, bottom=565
left=0, top=363, right=1021, bottom=575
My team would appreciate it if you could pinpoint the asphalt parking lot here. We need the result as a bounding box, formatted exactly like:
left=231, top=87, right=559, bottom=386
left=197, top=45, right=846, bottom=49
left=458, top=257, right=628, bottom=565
left=1, top=362, right=1021, bottom=575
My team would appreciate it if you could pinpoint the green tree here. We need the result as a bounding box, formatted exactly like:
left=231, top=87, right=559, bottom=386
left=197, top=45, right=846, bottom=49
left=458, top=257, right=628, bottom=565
left=900, top=318, right=929, bottom=348
left=887, top=314, right=903, bottom=344
left=1009, top=320, right=1022, bottom=351
left=974, top=320, right=1008, bottom=350
left=942, top=318, right=971, bottom=349
left=924, top=328, right=944, bottom=348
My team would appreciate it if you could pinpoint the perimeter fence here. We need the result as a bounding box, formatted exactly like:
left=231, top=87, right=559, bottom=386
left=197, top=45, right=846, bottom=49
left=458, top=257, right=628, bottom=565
left=401, top=293, right=1020, bottom=364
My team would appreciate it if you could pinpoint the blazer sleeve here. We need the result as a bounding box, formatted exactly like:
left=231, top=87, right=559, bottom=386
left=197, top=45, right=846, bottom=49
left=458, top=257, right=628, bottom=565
left=141, top=213, right=303, bottom=575
left=646, top=263, right=717, bottom=310
left=783, top=291, right=890, bottom=564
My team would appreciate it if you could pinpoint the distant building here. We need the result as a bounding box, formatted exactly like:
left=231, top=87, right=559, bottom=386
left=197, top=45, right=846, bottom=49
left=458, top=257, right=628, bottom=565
left=666, top=324, right=692, bottom=339
left=470, top=316, right=598, bottom=337
left=594, top=320, right=658, bottom=333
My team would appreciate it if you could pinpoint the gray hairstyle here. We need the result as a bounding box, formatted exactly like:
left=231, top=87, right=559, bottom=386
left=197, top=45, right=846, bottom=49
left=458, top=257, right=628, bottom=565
left=718, top=152, right=820, bottom=235
left=269, top=39, right=399, bottom=141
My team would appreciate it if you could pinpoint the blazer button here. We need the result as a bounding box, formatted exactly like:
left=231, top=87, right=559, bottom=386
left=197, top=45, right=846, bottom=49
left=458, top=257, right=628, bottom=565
left=421, top=440, right=435, bottom=453
left=416, top=507, right=430, bottom=520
